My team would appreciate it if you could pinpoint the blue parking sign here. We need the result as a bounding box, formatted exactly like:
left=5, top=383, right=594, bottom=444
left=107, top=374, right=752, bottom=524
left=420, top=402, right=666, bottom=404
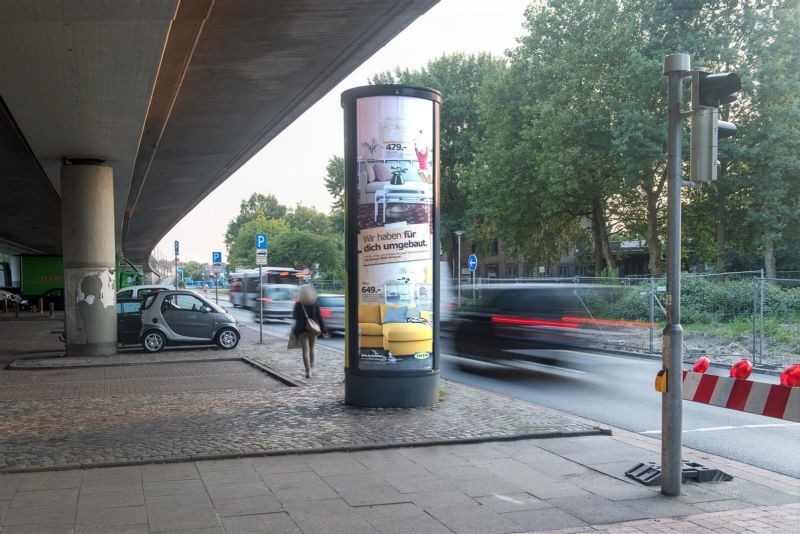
left=174, top=240, right=179, bottom=255
left=255, top=233, right=268, bottom=250
left=212, top=251, right=222, bottom=265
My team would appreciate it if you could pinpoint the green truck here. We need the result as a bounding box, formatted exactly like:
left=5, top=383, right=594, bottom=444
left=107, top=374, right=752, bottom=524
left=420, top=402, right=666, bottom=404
left=0, top=255, right=144, bottom=296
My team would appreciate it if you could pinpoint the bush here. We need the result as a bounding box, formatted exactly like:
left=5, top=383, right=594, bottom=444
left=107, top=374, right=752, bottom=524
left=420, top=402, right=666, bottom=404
left=681, top=275, right=799, bottom=323
left=576, top=275, right=798, bottom=326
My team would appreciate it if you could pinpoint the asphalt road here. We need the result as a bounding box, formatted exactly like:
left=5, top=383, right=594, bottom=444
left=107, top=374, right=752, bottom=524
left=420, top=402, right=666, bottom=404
left=222, top=300, right=800, bottom=478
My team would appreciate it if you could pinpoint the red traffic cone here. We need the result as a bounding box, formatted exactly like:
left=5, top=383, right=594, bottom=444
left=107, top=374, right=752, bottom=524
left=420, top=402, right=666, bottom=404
left=780, top=364, right=800, bottom=388
left=730, top=359, right=753, bottom=380
left=692, top=357, right=711, bottom=373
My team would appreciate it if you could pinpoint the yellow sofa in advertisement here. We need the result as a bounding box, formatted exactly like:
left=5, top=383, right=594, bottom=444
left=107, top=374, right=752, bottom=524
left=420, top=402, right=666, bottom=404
left=358, top=304, right=432, bottom=356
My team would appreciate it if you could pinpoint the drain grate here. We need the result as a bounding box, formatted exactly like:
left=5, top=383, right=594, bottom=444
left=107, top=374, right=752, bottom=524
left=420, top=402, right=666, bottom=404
left=626, top=461, right=733, bottom=486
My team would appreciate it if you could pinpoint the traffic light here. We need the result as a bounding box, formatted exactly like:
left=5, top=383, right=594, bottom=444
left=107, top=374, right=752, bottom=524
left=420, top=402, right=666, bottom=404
left=690, top=70, right=741, bottom=182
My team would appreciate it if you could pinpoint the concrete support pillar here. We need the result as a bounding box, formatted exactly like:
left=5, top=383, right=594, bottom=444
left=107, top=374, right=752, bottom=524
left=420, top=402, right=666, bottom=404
left=61, top=163, right=117, bottom=356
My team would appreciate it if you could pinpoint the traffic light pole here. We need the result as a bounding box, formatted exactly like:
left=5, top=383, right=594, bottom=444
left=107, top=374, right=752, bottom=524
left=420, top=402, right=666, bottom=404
left=662, top=53, right=689, bottom=497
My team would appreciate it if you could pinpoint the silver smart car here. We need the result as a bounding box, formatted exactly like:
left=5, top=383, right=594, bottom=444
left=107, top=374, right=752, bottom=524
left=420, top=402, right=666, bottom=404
left=139, top=290, right=240, bottom=353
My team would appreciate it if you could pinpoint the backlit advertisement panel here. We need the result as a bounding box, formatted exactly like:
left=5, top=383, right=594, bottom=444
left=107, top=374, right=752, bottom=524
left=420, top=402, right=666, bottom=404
left=354, top=94, right=435, bottom=370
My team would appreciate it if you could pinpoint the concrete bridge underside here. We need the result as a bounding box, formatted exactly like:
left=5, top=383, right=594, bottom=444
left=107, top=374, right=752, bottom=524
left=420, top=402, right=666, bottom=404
left=0, top=0, right=437, bottom=355
left=0, top=0, right=437, bottom=264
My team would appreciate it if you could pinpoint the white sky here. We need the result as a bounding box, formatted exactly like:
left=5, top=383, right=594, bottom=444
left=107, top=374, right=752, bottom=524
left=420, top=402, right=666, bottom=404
left=155, top=0, right=531, bottom=263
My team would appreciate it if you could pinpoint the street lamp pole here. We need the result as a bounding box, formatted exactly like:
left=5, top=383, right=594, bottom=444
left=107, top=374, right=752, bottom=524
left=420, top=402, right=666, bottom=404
left=454, top=230, right=465, bottom=307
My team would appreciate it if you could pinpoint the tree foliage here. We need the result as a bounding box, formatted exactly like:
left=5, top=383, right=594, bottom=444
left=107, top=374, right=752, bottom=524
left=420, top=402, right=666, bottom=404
left=324, top=156, right=345, bottom=211
left=225, top=190, right=344, bottom=274
left=284, top=205, right=330, bottom=235
left=224, top=193, right=287, bottom=248
left=268, top=231, right=341, bottom=275
left=452, top=0, right=797, bottom=276
left=227, top=217, right=289, bottom=270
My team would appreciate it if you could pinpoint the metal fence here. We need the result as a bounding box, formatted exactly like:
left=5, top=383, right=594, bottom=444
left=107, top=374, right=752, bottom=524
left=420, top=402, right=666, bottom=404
left=466, top=271, right=798, bottom=366
left=311, top=280, right=345, bottom=293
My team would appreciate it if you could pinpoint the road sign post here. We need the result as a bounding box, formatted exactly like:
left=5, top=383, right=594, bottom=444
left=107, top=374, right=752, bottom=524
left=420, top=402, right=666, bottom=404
left=174, top=240, right=179, bottom=290
left=255, top=234, right=268, bottom=343
left=468, top=254, right=478, bottom=302
left=212, top=252, right=222, bottom=304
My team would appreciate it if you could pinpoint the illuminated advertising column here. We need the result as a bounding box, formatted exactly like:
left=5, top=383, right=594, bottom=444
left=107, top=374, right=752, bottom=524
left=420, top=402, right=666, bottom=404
left=341, top=85, right=441, bottom=407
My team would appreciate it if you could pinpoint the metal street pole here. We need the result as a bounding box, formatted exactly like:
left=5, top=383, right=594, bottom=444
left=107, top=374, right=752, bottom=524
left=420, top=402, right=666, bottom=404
left=752, top=275, right=757, bottom=360
left=454, top=231, right=464, bottom=307
left=662, top=53, right=689, bottom=497
left=258, top=265, right=263, bottom=344
left=649, top=276, right=655, bottom=353
left=759, top=268, right=764, bottom=364
left=215, top=272, right=219, bottom=305
left=174, top=256, right=178, bottom=290
left=472, top=268, right=475, bottom=302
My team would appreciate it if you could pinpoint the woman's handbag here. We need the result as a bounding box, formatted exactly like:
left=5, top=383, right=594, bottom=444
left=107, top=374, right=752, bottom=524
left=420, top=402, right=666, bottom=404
left=287, top=329, right=301, bottom=350
left=302, top=305, right=322, bottom=336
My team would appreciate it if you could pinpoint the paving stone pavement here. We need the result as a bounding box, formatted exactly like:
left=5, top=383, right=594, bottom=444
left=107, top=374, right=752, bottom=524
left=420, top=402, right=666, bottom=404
left=0, top=318, right=65, bottom=360
left=0, top=437, right=796, bottom=534
left=0, top=360, right=283, bottom=400
left=0, top=324, right=602, bottom=471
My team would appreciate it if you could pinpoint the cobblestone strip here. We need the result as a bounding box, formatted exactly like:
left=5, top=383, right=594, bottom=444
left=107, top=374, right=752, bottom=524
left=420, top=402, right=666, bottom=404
left=547, top=502, right=799, bottom=532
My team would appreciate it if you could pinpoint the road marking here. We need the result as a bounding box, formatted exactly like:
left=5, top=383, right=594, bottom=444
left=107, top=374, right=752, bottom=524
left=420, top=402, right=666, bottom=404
left=640, top=423, right=800, bottom=435
left=492, top=495, right=525, bottom=505
left=499, top=353, right=586, bottom=374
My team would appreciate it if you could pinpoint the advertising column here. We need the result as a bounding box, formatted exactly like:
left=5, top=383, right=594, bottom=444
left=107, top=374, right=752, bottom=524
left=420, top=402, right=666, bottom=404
left=341, top=85, right=441, bottom=408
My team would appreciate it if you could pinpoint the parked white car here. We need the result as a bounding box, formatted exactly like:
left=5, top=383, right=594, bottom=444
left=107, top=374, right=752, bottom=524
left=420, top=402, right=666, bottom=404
left=116, top=284, right=171, bottom=299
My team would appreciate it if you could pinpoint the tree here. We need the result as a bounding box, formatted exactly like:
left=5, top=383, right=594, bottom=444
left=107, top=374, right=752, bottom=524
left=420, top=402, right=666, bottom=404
left=468, top=0, right=633, bottom=272
left=268, top=230, right=342, bottom=276
left=284, top=204, right=330, bottom=235
left=371, top=53, right=506, bottom=261
left=462, top=0, right=794, bottom=276
left=181, top=261, right=205, bottom=282
left=737, top=1, right=800, bottom=278
left=224, top=193, right=288, bottom=249
left=324, top=156, right=345, bottom=211
left=226, top=216, right=289, bottom=270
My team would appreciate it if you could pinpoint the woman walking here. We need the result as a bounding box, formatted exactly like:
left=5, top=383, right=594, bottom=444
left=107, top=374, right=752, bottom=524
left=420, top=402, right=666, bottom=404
left=292, top=285, right=326, bottom=378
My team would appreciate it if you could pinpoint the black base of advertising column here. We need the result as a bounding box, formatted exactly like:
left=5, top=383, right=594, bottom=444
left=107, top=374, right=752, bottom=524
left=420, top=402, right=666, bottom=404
left=345, top=369, right=439, bottom=408
left=342, top=85, right=442, bottom=408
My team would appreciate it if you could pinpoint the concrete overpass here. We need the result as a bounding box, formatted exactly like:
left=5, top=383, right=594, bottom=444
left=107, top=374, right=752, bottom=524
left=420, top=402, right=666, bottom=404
left=0, top=0, right=437, bottom=355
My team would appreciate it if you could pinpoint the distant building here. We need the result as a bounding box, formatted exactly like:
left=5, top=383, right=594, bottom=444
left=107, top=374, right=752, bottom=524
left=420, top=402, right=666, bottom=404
left=449, top=238, right=651, bottom=280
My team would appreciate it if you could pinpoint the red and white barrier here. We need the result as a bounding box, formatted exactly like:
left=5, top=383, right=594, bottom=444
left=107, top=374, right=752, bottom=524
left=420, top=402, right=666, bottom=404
left=682, top=370, right=800, bottom=422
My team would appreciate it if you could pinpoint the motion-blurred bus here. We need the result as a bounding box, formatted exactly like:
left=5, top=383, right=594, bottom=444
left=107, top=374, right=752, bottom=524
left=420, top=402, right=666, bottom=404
left=227, top=267, right=305, bottom=313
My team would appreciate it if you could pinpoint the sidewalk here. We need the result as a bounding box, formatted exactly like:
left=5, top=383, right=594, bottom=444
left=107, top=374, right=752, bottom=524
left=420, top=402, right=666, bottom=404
left=0, top=437, right=797, bottom=533
left=0, top=319, right=797, bottom=532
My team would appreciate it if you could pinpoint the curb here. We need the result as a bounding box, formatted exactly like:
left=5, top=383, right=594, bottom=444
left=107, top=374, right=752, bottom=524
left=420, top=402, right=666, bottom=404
left=241, top=356, right=304, bottom=387
left=0, top=427, right=610, bottom=475
left=6, top=356, right=242, bottom=371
